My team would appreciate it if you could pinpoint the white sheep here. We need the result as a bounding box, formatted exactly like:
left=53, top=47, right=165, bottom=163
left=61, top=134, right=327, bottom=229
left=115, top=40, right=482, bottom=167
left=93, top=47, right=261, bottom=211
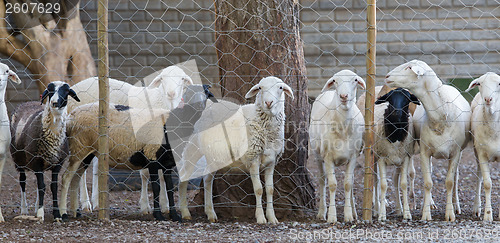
left=385, top=59, right=471, bottom=221
left=178, top=76, right=294, bottom=224
left=309, top=70, right=365, bottom=223
left=10, top=81, right=80, bottom=222
left=372, top=88, right=420, bottom=221
left=466, top=72, right=500, bottom=222
left=68, top=66, right=193, bottom=214
left=0, top=63, right=21, bottom=222
left=60, top=101, right=184, bottom=221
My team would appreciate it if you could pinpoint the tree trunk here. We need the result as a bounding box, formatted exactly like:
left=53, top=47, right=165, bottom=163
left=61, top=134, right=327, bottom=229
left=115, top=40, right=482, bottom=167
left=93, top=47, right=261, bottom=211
left=194, top=0, right=316, bottom=220
left=0, top=0, right=95, bottom=93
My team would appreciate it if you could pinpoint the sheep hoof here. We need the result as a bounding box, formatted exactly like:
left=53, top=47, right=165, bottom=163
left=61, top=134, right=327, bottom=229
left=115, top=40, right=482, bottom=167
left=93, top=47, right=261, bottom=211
left=169, top=210, right=182, bottom=222
left=208, top=217, right=217, bottom=223
left=62, top=214, right=69, bottom=222
left=153, top=211, right=166, bottom=221
left=316, top=214, right=326, bottom=221
left=483, top=210, right=493, bottom=222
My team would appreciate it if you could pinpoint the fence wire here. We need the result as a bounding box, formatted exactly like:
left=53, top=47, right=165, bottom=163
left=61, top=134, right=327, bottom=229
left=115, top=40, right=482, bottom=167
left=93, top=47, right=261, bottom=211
left=0, top=0, right=498, bottom=223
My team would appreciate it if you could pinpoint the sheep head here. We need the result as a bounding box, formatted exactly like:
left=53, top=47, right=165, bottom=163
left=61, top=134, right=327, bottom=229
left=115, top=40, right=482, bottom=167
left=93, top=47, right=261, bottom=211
left=41, top=81, right=80, bottom=115
left=245, top=76, right=293, bottom=116
left=466, top=72, right=500, bottom=108
left=0, top=63, right=21, bottom=93
left=322, top=70, right=365, bottom=111
left=150, top=66, right=194, bottom=110
left=375, top=88, right=420, bottom=143
left=385, top=60, right=439, bottom=92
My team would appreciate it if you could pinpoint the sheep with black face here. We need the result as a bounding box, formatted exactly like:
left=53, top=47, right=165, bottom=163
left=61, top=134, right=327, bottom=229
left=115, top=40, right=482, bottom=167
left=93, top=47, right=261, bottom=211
left=10, top=81, right=80, bottom=221
left=372, top=88, right=420, bottom=221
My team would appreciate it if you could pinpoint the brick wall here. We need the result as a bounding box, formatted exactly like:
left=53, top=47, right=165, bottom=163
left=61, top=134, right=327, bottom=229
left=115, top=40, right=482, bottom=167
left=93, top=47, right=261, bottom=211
left=3, top=0, right=499, bottom=109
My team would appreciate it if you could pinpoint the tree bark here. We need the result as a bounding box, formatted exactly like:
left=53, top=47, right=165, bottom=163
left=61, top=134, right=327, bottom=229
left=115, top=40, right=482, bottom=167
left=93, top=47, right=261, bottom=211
left=194, top=0, right=316, bottom=220
left=0, top=0, right=95, bottom=93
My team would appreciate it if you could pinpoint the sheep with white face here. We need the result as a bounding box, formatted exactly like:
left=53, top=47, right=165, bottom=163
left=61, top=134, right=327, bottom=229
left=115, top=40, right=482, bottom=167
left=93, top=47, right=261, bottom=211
left=0, top=63, right=20, bottom=222
left=385, top=59, right=471, bottom=222
left=466, top=72, right=500, bottom=222
left=309, top=70, right=365, bottom=223
left=178, top=76, right=293, bottom=224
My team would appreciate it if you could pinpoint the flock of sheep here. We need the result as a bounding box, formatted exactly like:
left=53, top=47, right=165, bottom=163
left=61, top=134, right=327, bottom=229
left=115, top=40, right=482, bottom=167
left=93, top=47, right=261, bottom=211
left=0, top=58, right=498, bottom=225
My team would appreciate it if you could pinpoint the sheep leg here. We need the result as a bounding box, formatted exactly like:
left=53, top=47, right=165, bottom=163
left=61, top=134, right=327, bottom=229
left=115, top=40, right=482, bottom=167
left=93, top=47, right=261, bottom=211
left=378, top=159, right=387, bottom=222
left=35, top=171, right=45, bottom=221
left=139, top=169, right=152, bottom=214
left=250, top=162, right=266, bottom=224
left=315, top=155, right=327, bottom=220
left=69, top=166, right=85, bottom=218
left=179, top=180, right=192, bottom=220
left=60, top=156, right=85, bottom=221
left=473, top=161, right=483, bottom=217
left=19, top=169, right=28, bottom=215
left=0, top=152, right=5, bottom=222
left=351, top=180, right=357, bottom=220
left=401, top=156, right=411, bottom=220
left=204, top=173, right=217, bottom=223
left=160, top=169, right=169, bottom=214
left=420, top=148, right=433, bottom=221
left=477, top=153, right=493, bottom=222
left=79, top=171, right=92, bottom=213
left=453, top=166, right=461, bottom=215
left=444, top=153, right=460, bottom=222
left=409, top=158, right=416, bottom=210
left=344, top=156, right=356, bottom=223
left=373, top=163, right=379, bottom=217
left=149, top=166, right=166, bottom=221
left=163, top=168, right=180, bottom=222
left=393, top=167, right=403, bottom=216
left=264, top=162, right=278, bottom=224
left=324, top=159, right=337, bottom=223
left=91, top=157, right=99, bottom=211
left=51, top=165, right=62, bottom=221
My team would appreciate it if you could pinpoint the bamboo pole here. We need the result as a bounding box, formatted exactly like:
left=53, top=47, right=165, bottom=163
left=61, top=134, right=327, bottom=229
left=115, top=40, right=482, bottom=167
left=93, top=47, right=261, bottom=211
left=97, top=0, right=109, bottom=220
left=362, top=0, right=376, bottom=222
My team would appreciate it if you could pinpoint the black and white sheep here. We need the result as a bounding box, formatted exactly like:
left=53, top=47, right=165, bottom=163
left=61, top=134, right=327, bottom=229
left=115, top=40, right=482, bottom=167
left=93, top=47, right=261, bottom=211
left=10, top=81, right=80, bottom=221
left=0, top=63, right=21, bottom=222
left=372, top=88, right=420, bottom=221
left=60, top=85, right=214, bottom=221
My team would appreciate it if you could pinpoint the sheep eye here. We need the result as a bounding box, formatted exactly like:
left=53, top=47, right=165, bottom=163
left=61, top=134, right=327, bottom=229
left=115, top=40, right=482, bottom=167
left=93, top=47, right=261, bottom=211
left=279, top=86, right=283, bottom=89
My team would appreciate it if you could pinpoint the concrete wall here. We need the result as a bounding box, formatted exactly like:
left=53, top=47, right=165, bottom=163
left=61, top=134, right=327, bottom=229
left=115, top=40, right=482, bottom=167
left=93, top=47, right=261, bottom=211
left=3, top=0, right=499, bottom=109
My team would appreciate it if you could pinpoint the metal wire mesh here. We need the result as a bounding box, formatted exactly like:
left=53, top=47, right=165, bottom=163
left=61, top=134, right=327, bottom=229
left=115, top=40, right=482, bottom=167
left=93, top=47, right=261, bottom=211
left=0, top=0, right=498, bottom=223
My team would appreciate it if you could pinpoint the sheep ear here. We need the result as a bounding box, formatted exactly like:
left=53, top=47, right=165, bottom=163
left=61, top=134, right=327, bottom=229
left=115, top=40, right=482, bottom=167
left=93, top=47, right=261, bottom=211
left=8, top=70, right=21, bottom=84
left=406, top=65, right=426, bottom=78
left=282, top=83, right=294, bottom=100
left=321, top=77, right=336, bottom=92
left=356, top=77, right=366, bottom=89
left=245, top=84, right=261, bottom=99
left=409, top=93, right=421, bottom=105
left=183, top=76, right=194, bottom=86
left=69, top=88, right=80, bottom=102
left=41, top=90, right=49, bottom=105
left=375, top=91, right=390, bottom=104
left=465, top=78, right=480, bottom=92
left=149, top=76, right=162, bottom=88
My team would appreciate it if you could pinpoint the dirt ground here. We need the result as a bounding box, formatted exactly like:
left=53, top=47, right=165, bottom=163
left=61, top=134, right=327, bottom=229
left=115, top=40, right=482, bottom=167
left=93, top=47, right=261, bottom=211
left=1, top=144, right=500, bottom=242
